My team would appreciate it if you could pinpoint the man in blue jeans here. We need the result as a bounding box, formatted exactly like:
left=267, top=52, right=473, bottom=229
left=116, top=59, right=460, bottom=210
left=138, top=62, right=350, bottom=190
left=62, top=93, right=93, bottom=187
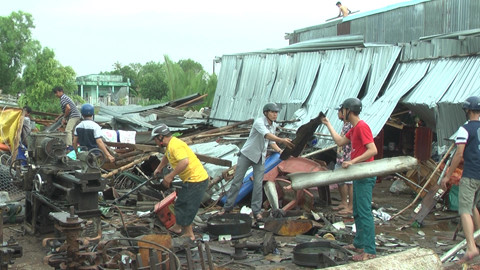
left=220, top=103, right=294, bottom=221
left=321, top=97, right=377, bottom=261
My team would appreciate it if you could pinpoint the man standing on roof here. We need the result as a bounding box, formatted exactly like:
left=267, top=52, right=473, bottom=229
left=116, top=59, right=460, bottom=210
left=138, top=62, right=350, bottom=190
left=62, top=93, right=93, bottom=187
left=53, top=86, right=81, bottom=149
left=336, top=1, right=351, bottom=17
left=219, top=103, right=294, bottom=222
left=321, top=97, right=378, bottom=261
left=73, top=104, right=115, bottom=163
left=441, top=96, right=480, bottom=264
left=152, top=124, right=209, bottom=241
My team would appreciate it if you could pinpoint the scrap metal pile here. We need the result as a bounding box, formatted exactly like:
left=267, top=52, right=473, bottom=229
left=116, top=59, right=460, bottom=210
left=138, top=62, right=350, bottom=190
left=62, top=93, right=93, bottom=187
left=0, top=103, right=465, bottom=269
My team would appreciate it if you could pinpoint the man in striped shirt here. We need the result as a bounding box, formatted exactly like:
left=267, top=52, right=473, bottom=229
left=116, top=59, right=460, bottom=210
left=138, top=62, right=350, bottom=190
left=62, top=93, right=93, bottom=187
left=53, top=86, right=81, bottom=148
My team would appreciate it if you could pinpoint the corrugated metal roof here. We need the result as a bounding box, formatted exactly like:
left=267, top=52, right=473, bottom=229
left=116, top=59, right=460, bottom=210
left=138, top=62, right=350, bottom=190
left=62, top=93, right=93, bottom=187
left=211, top=44, right=401, bottom=148
left=363, top=61, right=430, bottom=138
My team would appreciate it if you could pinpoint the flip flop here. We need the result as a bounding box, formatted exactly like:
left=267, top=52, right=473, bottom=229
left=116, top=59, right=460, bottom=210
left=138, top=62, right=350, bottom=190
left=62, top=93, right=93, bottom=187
left=337, top=209, right=353, bottom=215
left=344, top=244, right=364, bottom=253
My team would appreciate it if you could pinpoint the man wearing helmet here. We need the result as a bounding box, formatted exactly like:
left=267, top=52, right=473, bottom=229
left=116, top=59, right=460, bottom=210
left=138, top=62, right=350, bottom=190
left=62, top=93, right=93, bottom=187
left=53, top=86, right=81, bottom=148
left=73, top=104, right=115, bottom=163
left=219, top=103, right=294, bottom=222
left=441, top=96, right=480, bottom=263
left=321, top=97, right=378, bottom=261
left=152, top=124, right=209, bottom=241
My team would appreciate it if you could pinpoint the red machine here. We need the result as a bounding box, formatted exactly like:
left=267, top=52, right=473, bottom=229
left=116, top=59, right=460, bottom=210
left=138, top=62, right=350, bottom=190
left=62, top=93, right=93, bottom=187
left=154, top=192, right=177, bottom=229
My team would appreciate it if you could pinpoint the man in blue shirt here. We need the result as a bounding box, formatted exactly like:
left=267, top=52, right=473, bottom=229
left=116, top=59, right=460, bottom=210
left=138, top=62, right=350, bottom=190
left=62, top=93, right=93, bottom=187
left=220, top=103, right=294, bottom=221
left=73, top=104, right=114, bottom=163
left=441, top=96, right=480, bottom=264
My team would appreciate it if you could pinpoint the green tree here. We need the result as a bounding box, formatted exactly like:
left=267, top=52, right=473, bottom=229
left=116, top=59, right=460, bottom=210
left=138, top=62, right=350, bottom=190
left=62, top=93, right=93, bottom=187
left=0, top=11, right=39, bottom=94
left=104, top=62, right=141, bottom=95
left=164, top=56, right=217, bottom=108
left=137, top=61, right=168, bottom=100
left=18, top=47, right=79, bottom=113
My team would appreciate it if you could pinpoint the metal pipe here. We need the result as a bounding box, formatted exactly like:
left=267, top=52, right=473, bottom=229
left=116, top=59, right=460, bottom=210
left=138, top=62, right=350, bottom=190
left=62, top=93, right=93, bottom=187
left=394, top=173, right=428, bottom=193
left=264, top=181, right=279, bottom=211
left=440, top=229, right=480, bottom=262
left=290, top=156, right=418, bottom=190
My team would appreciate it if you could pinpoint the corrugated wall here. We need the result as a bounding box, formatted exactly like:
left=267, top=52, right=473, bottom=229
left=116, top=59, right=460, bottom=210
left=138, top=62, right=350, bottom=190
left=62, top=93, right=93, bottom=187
left=290, top=0, right=480, bottom=45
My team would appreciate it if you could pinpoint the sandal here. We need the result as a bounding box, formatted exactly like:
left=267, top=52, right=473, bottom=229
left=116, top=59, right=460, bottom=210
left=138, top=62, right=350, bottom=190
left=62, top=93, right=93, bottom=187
left=344, top=244, right=364, bottom=253
left=352, top=253, right=376, bottom=261
left=332, top=205, right=346, bottom=211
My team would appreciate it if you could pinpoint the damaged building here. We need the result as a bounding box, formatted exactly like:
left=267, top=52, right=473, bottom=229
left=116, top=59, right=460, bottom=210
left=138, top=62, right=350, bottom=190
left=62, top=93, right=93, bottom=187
left=210, top=0, right=480, bottom=158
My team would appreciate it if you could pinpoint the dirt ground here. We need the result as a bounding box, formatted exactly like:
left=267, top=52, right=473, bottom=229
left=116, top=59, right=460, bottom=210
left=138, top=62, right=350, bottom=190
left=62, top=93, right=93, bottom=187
left=2, top=178, right=478, bottom=269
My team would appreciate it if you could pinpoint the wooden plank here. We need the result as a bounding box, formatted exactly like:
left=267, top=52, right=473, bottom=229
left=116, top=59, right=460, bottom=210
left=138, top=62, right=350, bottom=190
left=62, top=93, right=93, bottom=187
left=195, top=153, right=232, bottom=167
left=105, top=141, right=232, bottom=167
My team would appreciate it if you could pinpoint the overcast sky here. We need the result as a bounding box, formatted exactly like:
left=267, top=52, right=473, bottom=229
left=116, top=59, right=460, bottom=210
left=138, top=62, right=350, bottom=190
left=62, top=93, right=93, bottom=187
left=2, top=0, right=409, bottom=75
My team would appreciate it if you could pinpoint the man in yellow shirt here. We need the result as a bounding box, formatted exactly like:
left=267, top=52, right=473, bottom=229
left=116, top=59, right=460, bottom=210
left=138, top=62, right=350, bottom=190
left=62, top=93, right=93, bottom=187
left=336, top=2, right=351, bottom=17
left=152, top=124, right=209, bottom=241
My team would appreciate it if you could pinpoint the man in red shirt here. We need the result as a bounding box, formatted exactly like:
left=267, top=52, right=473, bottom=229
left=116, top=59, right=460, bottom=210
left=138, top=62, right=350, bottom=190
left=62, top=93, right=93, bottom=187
left=321, top=97, right=378, bottom=261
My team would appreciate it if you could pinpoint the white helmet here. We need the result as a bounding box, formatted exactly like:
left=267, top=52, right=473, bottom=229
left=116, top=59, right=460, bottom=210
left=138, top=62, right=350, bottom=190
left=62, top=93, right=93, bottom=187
left=150, top=124, right=171, bottom=140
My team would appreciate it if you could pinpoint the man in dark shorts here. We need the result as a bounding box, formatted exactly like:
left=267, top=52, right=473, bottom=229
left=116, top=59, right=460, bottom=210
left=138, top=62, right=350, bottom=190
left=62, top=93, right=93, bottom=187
left=441, top=96, right=480, bottom=264
left=152, top=124, right=209, bottom=241
left=53, top=86, right=81, bottom=148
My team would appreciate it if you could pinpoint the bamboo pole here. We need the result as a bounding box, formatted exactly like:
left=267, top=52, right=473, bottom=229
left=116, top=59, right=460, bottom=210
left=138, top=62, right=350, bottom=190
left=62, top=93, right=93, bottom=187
left=174, top=94, right=208, bottom=109
left=181, top=119, right=253, bottom=145
left=102, top=152, right=159, bottom=179
left=391, top=143, right=455, bottom=220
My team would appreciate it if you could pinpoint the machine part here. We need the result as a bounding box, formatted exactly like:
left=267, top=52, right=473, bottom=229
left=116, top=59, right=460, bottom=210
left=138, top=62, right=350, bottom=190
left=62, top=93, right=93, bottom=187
left=85, top=148, right=106, bottom=169
left=263, top=181, right=279, bottom=211
left=97, top=238, right=180, bottom=269
left=207, top=213, right=252, bottom=239
left=8, top=159, right=27, bottom=182
left=264, top=218, right=313, bottom=236
left=33, top=174, right=44, bottom=192
left=293, top=241, right=349, bottom=267
left=43, top=137, right=66, bottom=159
left=0, top=204, right=23, bottom=268
left=232, top=241, right=248, bottom=260
left=204, top=242, right=214, bottom=270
